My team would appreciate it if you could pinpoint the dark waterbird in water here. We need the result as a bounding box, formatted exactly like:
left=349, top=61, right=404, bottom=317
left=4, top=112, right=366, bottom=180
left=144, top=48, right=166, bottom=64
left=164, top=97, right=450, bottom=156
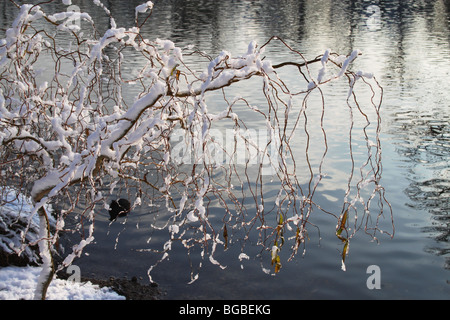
left=109, top=199, right=131, bottom=221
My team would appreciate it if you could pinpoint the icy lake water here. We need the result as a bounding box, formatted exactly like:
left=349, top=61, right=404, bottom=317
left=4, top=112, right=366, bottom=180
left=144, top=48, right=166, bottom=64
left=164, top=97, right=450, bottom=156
left=1, top=0, right=449, bottom=299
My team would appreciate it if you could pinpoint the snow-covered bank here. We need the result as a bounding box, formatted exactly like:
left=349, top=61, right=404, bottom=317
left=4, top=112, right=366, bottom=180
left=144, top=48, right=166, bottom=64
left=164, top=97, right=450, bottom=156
left=0, top=187, right=55, bottom=266
left=0, top=266, right=125, bottom=300
left=0, top=188, right=125, bottom=300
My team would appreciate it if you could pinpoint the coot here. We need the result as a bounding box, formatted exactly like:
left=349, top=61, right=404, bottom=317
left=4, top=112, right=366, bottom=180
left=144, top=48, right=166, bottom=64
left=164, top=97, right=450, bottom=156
left=108, top=198, right=131, bottom=221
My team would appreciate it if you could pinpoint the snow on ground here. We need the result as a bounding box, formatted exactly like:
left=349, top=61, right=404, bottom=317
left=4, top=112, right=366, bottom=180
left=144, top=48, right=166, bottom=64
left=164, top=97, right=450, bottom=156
left=0, top=266, right=125, bottom=300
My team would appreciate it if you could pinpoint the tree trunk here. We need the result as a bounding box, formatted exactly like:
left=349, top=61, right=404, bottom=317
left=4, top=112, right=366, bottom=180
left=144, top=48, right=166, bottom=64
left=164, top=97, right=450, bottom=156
left=33, top=207, right=55, bottom=300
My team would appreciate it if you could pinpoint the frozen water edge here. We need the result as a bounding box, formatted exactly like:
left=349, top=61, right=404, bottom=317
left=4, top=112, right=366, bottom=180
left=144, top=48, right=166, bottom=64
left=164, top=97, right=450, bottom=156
left=0, top=265, right=125, bottom=300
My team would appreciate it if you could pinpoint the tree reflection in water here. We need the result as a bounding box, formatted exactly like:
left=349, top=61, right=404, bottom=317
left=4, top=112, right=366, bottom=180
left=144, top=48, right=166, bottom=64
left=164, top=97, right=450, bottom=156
left=396, top=111, right=450, bottom=270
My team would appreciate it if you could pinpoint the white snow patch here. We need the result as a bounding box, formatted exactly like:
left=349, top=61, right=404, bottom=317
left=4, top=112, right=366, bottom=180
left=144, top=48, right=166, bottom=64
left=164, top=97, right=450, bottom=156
left=0, top=266, right=125, bottom=300
left=135, top=1, right=154, bottom=14
left=238, top=253, right=249, bottom=261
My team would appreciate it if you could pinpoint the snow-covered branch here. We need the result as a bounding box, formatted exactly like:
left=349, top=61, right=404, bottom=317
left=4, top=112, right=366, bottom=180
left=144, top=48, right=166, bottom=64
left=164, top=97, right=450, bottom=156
left=0, top=1, right=393, bottom=299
